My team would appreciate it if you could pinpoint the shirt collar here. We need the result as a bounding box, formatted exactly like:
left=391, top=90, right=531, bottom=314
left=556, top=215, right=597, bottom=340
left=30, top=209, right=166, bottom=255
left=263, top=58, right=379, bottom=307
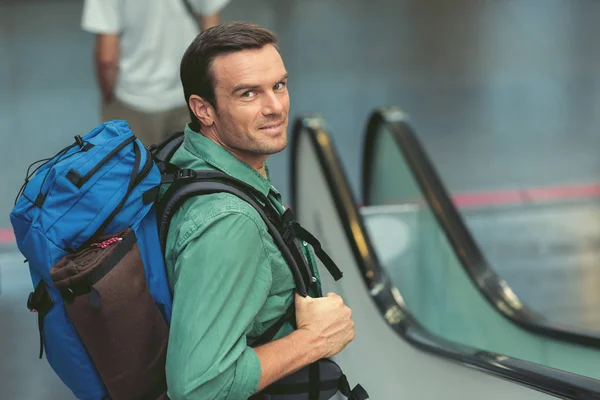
left=182, top=124, right=275, bottom=199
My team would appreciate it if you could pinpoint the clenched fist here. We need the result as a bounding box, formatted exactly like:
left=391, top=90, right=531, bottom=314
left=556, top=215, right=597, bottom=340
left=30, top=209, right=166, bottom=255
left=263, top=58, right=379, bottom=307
left=295, top=292, right=355, bottom=359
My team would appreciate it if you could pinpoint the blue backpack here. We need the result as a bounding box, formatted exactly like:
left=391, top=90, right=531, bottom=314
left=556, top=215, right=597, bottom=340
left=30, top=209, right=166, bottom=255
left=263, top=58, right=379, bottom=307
left=10, top=120, right=366, bottom=400
left=11, top=120, right=172, bottom=399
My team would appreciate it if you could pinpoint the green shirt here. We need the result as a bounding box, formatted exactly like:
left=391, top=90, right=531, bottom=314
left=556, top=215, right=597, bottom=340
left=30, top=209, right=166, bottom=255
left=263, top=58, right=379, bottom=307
left=164, top=125, right=322, bottom=400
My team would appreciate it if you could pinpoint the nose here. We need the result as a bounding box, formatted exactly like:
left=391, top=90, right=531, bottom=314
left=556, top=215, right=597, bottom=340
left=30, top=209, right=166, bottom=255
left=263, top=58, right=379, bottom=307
left=262, top=91, right=285, bottom=116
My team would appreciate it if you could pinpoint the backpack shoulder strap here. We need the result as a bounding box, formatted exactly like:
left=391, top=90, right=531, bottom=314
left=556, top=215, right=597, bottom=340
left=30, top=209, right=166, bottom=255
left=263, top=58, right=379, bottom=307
left=148, top=131, right=185, bottom=171
left=151, top=135, right=344, bottom=343
left=157, top=170, right=310, bottom=297
left=150, top=132, right=344, bottom=286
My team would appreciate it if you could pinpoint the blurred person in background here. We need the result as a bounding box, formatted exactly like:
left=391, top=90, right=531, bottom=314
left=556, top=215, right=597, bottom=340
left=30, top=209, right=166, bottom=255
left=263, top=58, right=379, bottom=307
left=81, top=0, right=231, bottom=146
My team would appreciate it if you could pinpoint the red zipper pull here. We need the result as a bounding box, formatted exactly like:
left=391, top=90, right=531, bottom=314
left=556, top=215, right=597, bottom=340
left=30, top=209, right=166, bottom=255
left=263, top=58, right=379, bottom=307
left=91, top=237, right=123, bottom=249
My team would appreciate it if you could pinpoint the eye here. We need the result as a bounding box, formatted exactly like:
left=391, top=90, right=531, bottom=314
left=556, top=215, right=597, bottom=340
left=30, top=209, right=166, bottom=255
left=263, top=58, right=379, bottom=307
left=274, top=81, right=287, bottom=91
left=241, top=91, right=257, bottom=98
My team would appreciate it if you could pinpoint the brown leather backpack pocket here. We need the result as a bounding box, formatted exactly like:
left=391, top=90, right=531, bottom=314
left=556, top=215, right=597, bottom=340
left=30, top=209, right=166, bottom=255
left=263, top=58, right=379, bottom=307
left=50, top=228, right=169, bottom=400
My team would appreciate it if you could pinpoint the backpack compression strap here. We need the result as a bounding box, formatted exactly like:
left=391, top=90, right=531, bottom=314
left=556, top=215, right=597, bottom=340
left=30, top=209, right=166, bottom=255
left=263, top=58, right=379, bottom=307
left=280, top=208, right=343, bottom=281
left=250, top=360, right=369, bottom=400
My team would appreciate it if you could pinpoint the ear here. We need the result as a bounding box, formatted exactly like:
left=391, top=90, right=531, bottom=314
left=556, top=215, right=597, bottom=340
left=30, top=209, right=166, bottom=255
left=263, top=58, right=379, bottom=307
left=189, top=95, right=215, bottom=127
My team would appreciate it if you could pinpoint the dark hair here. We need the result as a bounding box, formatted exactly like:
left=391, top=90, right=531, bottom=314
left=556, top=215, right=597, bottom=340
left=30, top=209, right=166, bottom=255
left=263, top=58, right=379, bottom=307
left=180, top=21, right=279, bottom=131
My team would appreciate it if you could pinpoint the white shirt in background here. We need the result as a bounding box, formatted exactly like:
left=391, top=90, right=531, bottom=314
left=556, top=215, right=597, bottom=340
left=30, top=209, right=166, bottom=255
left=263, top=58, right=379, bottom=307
left=81, top=0, right=231, bottom=113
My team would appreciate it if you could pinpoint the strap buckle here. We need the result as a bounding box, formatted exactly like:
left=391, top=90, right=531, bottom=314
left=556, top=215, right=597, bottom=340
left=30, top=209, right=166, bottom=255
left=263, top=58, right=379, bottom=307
left=27, top=281, right=54, bottom=360
left=27, top=280, right=54, bottom=314
left=283, top=221, right=298, bottom=243
left=281, top=208, right=298, bottom=243
left=177, top=169, right=196, bottom=180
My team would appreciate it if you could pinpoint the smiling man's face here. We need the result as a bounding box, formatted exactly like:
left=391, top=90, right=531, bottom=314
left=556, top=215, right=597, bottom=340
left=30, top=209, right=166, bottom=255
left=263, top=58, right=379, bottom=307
left=203, top=44, right=290, bottom=168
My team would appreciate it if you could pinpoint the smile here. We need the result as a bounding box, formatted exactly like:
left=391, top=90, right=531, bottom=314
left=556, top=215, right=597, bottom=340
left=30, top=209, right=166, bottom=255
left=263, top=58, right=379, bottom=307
left=260, top=121, right=284, bottom=130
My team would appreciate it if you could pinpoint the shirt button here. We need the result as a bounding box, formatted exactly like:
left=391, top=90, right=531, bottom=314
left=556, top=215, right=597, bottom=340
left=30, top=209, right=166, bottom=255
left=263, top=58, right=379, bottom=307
left=312, top=276, right=317, bottom=283
left=303, top=241, right=308, bottom=247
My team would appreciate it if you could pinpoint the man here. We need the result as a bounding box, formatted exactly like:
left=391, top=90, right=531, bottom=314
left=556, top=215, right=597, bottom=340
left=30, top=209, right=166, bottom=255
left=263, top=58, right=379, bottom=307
left=81, top=0, right=231, bottom=146
left=164, top=22, right=356, bottom=399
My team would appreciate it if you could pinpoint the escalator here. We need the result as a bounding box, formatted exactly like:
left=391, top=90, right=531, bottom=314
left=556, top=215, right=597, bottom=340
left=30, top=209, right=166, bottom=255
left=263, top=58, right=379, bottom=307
left=290, top=112, right=600, bottom=399
left=362, top=106, right=600, bottom=378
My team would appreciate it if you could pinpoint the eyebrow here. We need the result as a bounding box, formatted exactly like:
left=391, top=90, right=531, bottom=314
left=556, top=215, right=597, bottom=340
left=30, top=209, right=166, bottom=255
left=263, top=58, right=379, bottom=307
left=231, top=73, right=289, bottom=95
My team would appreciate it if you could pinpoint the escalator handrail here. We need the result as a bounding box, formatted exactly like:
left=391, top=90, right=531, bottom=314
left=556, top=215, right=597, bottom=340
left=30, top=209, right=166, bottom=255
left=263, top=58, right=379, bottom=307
left=361, top=106, right=600, bottom=349
left=289, top=114, right=600, bottom=398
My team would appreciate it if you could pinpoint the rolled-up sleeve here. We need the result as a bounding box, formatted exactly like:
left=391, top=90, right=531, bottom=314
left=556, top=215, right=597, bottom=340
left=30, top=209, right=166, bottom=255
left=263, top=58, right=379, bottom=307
left=166, top=211, right=272, bottom=400
left=81, top=0, right=122, bottom=34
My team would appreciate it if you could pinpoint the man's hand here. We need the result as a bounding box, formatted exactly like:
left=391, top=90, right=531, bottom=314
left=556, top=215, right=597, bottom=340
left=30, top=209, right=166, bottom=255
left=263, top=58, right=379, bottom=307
left=253, top=292, right=355, bottom=392
left=295, top=292, right=355, bottom=359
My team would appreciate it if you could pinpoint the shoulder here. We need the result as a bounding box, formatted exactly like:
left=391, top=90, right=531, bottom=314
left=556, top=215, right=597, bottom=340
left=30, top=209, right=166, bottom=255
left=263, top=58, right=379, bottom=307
left=81, top=0, right=123, bottom=34
left=166, top=191, right=269, bottom=254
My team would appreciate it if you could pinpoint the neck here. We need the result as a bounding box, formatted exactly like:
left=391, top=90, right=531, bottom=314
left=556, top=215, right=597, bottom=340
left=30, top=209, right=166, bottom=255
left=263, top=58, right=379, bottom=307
left=199, top=128, right=269, bottom=177
left=257, top=163, right=267, bottom=178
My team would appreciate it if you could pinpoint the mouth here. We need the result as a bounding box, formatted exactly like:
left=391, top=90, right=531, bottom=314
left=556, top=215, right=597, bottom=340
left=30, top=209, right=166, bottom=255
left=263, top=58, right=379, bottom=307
left=259, top=120, right=285, bottom=131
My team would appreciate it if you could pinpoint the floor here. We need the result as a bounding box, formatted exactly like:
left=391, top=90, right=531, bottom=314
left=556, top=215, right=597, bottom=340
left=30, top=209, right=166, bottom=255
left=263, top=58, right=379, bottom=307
left=2, top=0, right=600, bottom=398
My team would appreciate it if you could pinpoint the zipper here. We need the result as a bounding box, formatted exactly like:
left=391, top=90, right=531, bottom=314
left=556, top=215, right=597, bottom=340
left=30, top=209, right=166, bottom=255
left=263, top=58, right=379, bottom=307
left=133, top=147, right=153, bottom=187
left=75, top=136, right=136, bottom=188
left=81, top=144, right=148, bottom=250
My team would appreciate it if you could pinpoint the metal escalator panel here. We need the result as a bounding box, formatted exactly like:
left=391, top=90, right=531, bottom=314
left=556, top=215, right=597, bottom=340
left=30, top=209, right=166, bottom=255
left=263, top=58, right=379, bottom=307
left=361, top=106, right=600, bottom=381
left=289, top=114, right=576, bottom=399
